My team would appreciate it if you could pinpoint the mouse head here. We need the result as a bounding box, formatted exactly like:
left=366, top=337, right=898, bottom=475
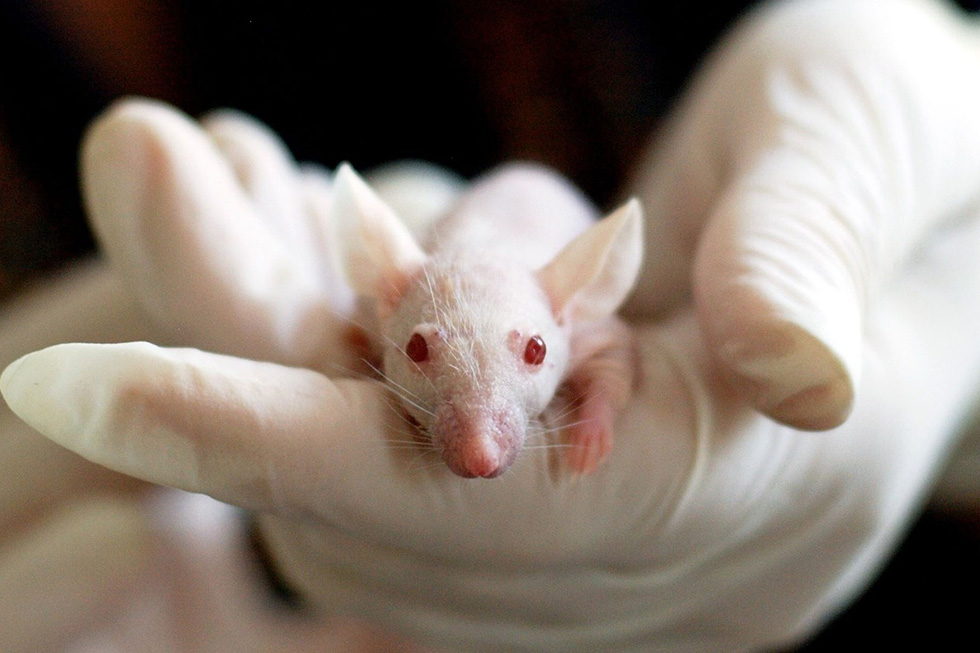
left=331, top=164, right=643, bottom=478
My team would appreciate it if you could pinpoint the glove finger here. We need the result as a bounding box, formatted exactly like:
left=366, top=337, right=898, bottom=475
left=0, top=338, right=700, bottom=567
left=200, top=118, right=359, bottom=321
left=81, top=98, right=351, bottom=372
left=0, top=342, right=391, bottom=513
left=629, top=0, right=980, bottom=429
left=202, top=109, right=322, bottom=271
left=640, top=205, right=980, bottom=647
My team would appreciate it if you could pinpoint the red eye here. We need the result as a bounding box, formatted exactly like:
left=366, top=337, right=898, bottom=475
left=406, top=332, right=429, bottom=363
left=523, top=335, right=546, bottom=365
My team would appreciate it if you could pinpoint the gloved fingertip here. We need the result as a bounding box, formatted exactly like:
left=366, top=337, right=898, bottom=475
left=767, top=372, right=853, bottom=431
left=200, top=106, right=260, bottom=132
left=81, top=99, right=190, bottom=234
left=0, top=354, right=24, bottom=396
left=714, top=317, right=856, bottom=431
left=0, top=350, right=48, bottom=429
left=1, top=346, right=93, bottom=449
left=694, top=176, right=865, bottom=431
left=82, top=97, right=192, bottom=168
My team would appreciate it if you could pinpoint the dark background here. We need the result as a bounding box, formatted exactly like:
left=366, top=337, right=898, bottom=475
left=0, top=0, right=977, bottom=648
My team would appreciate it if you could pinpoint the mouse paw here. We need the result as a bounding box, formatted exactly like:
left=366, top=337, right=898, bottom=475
left=565, top=396, right=615, bottom=474
left=560, top=318, right=636, bottom=474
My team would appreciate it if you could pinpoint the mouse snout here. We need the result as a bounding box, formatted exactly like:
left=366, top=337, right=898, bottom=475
left=434, top=404, right=523, bottom=478
left=449, top=438, right=503, bottom=479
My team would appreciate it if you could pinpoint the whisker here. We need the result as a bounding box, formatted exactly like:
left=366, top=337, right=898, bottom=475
left=373, top=367, right=438, bottom=420
left=377, top=328, right=440, bottom=397
left=365, top=359, right=423, bottom=402
left=544, top=402, right=579, bottom=426
left=407, top=451, right=447, bottom=474
left=523, top=441, right=576, bottom=449
left=341, top=308, right=439, bottom=393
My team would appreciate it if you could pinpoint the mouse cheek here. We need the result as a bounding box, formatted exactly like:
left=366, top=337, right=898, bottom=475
left=506, top=329, right=525, bottom=356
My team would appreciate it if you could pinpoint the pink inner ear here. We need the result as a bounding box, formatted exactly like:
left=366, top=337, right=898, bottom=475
left=376, top=264, right=420, bottom=319
left=376, top=276, right=405, bottom=319
left=535, top=226, right=608, bottom=322
left=333, top=163, right=428, bottom=312
left=535, top=270, right=564, bottom=321
left=536, top=199, right=643, bottom=324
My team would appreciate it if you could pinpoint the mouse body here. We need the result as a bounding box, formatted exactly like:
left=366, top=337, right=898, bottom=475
left=333, top=162, right=643, bottom=478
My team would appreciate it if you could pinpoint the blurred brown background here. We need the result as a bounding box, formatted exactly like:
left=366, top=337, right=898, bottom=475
left=0, top=0, right=750, bottom=295
left=0, top=0, right=978, bottom=648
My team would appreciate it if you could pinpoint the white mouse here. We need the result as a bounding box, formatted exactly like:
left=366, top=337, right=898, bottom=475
left=332, top=162, right=643, bottom=478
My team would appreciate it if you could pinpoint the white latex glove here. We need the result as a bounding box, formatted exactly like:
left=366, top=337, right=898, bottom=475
left=624, top=0, right=980, bottom=432
left=4, top=0, right=980, bottom=651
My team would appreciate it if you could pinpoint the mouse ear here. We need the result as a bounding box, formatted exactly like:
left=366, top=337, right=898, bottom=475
left=331, top=163, right=426, bottom=316
left=537, top=198, right=644, bottom=323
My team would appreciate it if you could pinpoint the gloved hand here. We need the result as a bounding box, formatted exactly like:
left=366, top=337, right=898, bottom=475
left=0, top=104, right=452, bottom=653
left=0, top=215, right=421, bottom=653
left=5, top=0, right=980, bottom=650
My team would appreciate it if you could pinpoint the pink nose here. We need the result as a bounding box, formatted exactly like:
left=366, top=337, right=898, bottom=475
left=445, top=437, right=503, bottom=478
left=434, top=403, right=523, bottom=479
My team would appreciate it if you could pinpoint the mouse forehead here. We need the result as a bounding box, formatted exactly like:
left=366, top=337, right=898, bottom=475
left=398, top=255, right=554, bottom=336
